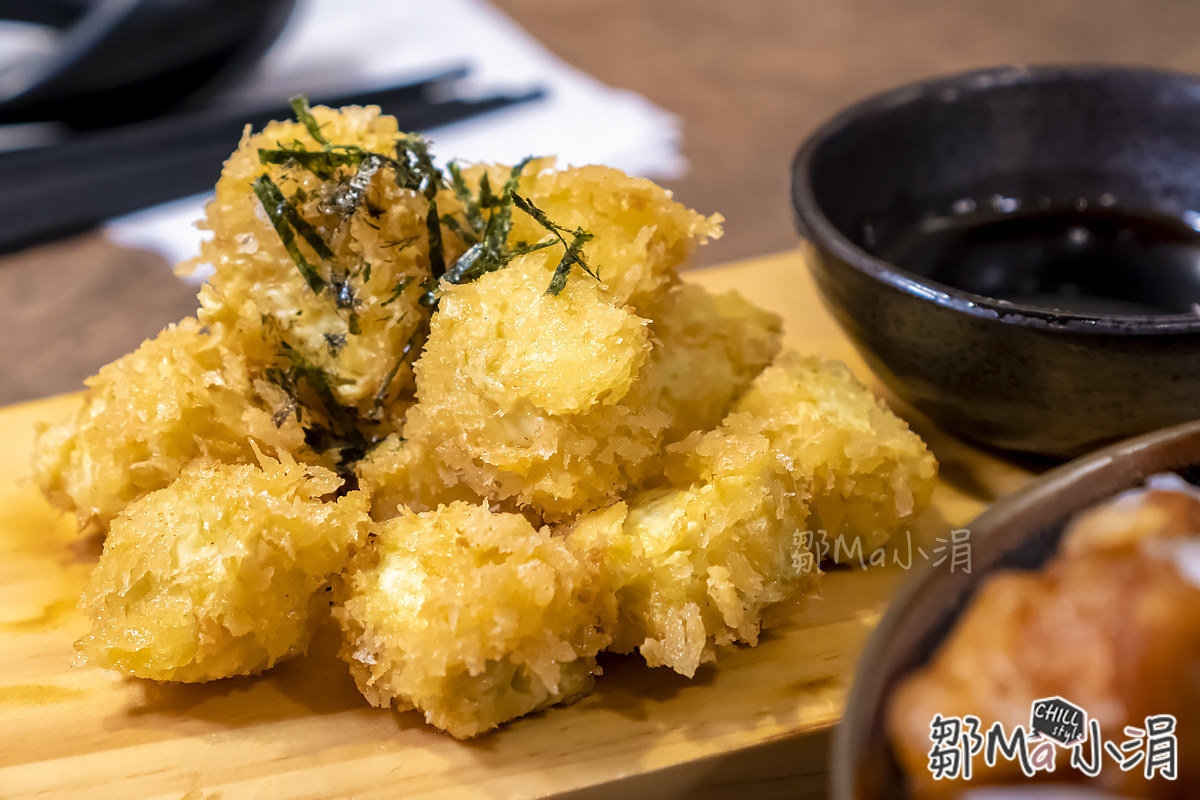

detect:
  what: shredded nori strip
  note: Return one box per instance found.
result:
[290,95,329,145]
[271,343,368,466]
[370,332,417,419]
[258,147,366,180]
[440,158,539,286]
[447,161,484,233]
[252,174,327,294]
[512,193,597,295]
[439,213,478,246]
[261,100,598,317]
[425,197,446,280]
[380,276,413,307]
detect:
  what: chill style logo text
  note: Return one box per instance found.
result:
[927,697,1177,782]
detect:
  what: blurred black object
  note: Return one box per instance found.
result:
[0,73,545,254]
[0,1,548,254]
[0,0,298,128]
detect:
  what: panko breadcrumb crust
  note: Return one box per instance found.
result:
[32,319,314,534]
[568,354,936,677]
[335,501,608,739]
[32,103,938,738]
[75,456,371,682]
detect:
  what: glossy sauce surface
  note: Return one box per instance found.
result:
[877,207,1200,315]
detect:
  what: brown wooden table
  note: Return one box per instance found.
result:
[3,0,1200,405]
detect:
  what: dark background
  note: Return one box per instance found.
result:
[5,0,1200,404]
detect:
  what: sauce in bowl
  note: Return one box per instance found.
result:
[876,205,1200,316]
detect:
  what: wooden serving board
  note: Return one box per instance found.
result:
[0,248,1035,800]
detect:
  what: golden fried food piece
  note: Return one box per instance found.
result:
[472,161,722,312]
[570,351,935,677]
[75,456,371,682]
[353,432,483,519]
[335,501,608,739]
[568,432,810,678]
[32,319,310,534]
[187,104,445,421]
[405,253,670,522]
[358,282,780,524]
[888,481,1200,799]
[645,283,783,443]
[1062,472,1200,557]
[672,352,937,560]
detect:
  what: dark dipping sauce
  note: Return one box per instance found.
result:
[876,206,1200,316]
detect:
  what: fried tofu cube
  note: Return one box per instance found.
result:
[405,253,669,521]
[485,162,722,312]
[568,432,811,678]
[570,351,936,677]
[32,319,311,534]
[673,352,937,560]
[645,283,783,443]
[335,501,608,739]
[188,105,442,420]
[75,457,371,682]
[353,432,485,520]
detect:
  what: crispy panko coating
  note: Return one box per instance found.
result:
[355,283,780,525]
[186,105,445,421]
[672,352,937,560]
[75,456,371,682]
[405,253,670,522]
[645,283,783,443]
[353,432,484,519]
[568,434,811,678]
[32,319,310,534]
[334,501,608,738]
[28,100,942,738]
[888,479,1200,799]
[477,162,722,311]
[570,351,936,677]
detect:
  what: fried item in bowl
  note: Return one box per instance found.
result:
[33,99,938,738]
[888,475,1200,799]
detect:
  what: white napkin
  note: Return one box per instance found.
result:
[104,0,685,273]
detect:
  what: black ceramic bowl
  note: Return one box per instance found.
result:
[831,418,1200,799]
[791,65,1200,460]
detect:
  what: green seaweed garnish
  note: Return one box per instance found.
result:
[290,95,329,145]
[259,102,598,313]
[258,147,366,180]
[440,158,541,286]
[380,276,413,307]
[252,174,326,294]
[511,193,597,295]
[270,342,367,466]
[370,330,417,419]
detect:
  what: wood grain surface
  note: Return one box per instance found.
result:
[4,1,1200,405]
[0,249,1034,800]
